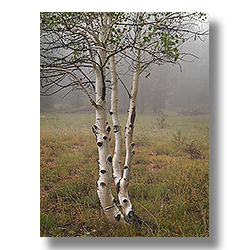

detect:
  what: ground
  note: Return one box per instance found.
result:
[40,111,209,237]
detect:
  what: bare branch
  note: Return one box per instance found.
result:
[117,74,132,98]
[40,67,98,109]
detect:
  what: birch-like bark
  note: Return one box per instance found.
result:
[108,42,123,189]
[93,13,124,224]
[118,14,142,218]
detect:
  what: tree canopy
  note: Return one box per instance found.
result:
[40,12,208,100]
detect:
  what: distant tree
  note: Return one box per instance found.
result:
[40,12,208,224]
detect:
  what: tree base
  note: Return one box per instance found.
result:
[126,211,143,225]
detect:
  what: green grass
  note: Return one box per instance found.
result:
[40,111,209,237]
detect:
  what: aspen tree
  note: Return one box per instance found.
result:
[40,12,208,224]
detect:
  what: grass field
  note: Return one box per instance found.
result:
[40,111,209,237]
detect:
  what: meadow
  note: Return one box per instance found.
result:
[40,111,209,237]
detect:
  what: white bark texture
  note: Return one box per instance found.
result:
[93,14,124,224]
[90,13,142,223]
[118,16,142,218]
[83,12,142,223]
[108,42,123,187]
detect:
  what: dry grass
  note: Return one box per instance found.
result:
[40,112,209,237]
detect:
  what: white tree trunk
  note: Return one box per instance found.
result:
[93,14,124,224]
[118,14,142,218]
[93,13,142,223]
[108,43,123,189]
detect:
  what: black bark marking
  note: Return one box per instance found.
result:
[130,106,136,125]
[115,214,121,221]
[114,125,119,133]
[100,170,106,174]
[106,126,111,133]
[92,125,98,140]
[128,210,134,218]
[124,166,129,169]
[103,135,107,140]
[116,180,120,194]
[107,155,112,163]
[105,205,115,211]
[100,182,106,187]
[97,141,103,147]
[123,199,128,203]
[102,86,106,100]
[100,68,106,101]
[109,111,113,115]
[92,126,96,134]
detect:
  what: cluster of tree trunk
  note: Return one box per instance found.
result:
[40,12,208,225]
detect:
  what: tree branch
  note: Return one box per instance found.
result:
[40,67,98,109]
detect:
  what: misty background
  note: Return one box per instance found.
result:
[40,37,209,115]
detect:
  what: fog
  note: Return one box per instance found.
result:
[41,36,209,115]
